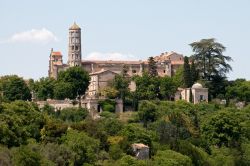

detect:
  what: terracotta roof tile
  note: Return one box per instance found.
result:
[52,51,62,56]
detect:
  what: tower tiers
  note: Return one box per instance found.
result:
[68,22,82,67]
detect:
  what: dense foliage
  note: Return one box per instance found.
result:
[0,75,31,101]
[0,39,249,165]
[0,99,249,165]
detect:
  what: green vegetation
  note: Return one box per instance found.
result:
[0,98,249,165]
[0,39,249,165]
[0,75,31,101]
[29,66,90,101]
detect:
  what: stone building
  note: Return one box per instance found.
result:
[175,83,208,104]
[131,143,149,160]
[48,22,184,98]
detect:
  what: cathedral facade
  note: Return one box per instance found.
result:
[48,23,184,98]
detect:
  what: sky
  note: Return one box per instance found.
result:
[0,0,249,80]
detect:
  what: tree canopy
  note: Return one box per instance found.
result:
[57,66,90,99]
[190,38,232,81]
[0,75,31,101]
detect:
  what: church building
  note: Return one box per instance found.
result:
[48,22,185,98]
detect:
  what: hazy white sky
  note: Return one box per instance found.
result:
[0,0,249,80]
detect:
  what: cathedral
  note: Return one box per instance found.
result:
[48,22,185,98]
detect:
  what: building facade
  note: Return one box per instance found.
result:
[48,23,185,98]
[175,83,208,104]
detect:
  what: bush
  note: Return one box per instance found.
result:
[56,107,88,122]
[152,150,192,166]
[99,99,116,113]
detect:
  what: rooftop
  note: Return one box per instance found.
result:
[51,51,62,56]
[69,22,81,30]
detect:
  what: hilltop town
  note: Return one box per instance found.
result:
[0,22,249,165]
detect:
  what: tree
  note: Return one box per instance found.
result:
[159,76,177,100]
[0,145,12,166]
[0,75,31,101]
[12,145,42,166]
[183,56,192,88]
[148,57,158,77]
[133,72,160,100]
[226,79,250,102]
[40,143,74,165]
[138,101,158,127]
[190,38,232,81]
[173,66,184,87]
[112,74,130,102]
[53,81,73,100]
[100,86,119,99]
[121,123,153,154]
[201,110,241,147]
[57,66,90,100]
[0,101,45,147]
[33,77,55,100]
[190,59,199,84]
[56,107,88,122]
[152,150,192,166]
[63,129,100,165]
[116,155,146,166]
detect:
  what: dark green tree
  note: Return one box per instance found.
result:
[226,79,250,102]
[138,100,158,127]
[57,66,90,100]
[0,75,31,101]
[190,38,232,81]
[112,74,130,103]
[190,59,199,84]
[148,57,158,77]
[63,129,100,165]
[152,150,192,166]
[183,56,192,88]
[33,77,55,100]
[53,81,73,100]
[133,72,160,100]
[159,76,177,100]
[201,110,241,147]
[12,145,42,166]
[0,101,45,147]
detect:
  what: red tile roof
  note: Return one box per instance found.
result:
[52,51,62,56]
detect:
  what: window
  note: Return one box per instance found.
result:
[75,46,78,50]
[163,70,166,73]
[72,46,74,50]
[132,70,136,73]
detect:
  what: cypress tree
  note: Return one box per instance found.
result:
[189,88,193,103]
[183,56,192,87]
[190,60,198,85]
[148,57,158,77]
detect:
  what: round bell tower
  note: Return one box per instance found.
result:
[68,22,82,67]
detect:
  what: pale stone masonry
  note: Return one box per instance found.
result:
[175,83,208,104]
[45,22,208,112]
[48,22,184,98]
[68,22,82,67]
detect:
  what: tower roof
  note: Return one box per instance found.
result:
[69,22,81,30]
[51,51,62,57]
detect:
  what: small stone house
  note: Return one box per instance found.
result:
[131,143,149,160]
[175,83,208,104]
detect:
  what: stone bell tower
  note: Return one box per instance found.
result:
[68,22,82,67]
